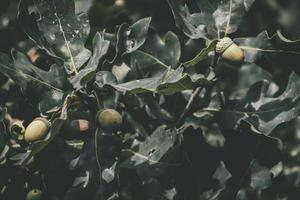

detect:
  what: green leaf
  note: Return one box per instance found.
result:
[167,0,217,39]
[235,31,274,63]
[213,0,256,35]
[128,30,181,78]
[235,31,300,65]
[233,63,273,97]
[195,0,219,14]
[122,17,152,55]
[200,161,232,200]
[94,71,118,89]
[70,32,110,90]
[112,66,211,95]
[167,0,255,39]
[0,50,67,114]
[250,160,272,190]
[19,0,91,74]
[183,40,218,67]
[204,73,300,135]
[104,17,151,63]
[120,126,181,179]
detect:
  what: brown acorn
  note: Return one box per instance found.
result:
[25,189,42,200]
[216,37,244,63]
[24,117,50,142]
[97,109,122,131]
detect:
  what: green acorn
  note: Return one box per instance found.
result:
[97,109,122,131]
[25,189,42,200]
[216,37,244,63]
[24,118,50,142]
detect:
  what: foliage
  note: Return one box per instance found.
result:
[0,0,300,199]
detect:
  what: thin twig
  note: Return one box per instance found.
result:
[93,90,102,110]
[176,87,203,125]
[94,128,104,199]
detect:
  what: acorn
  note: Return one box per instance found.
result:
[97,109,122,131]
[24,118,50,142]
[25,189,42,200]
[216,37,244,63]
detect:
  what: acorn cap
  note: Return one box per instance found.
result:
[215,37,234,55]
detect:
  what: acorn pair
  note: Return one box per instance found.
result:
[23,109,122,142]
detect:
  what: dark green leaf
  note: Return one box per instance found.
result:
[205,73,300,135]
[70,32,110,90]
[213,0,256,35]
[122,17,152,55]
[19,0,91,73]
[94,71,118,90]
[120,126,181,179]
[235,31,273,63]
[250,160,272,190]
[167,0,217,39]
[104,17,151,64]
[128,30,181,78]
[233,63,273,97]
[200,161,232,200]
[195,0,219,14]
[120,126,177,168]
[0,50,67,114]
[112,66,211,95]
[184,40,218,67]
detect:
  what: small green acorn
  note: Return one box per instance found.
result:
[25,189,42,200]
[97,109,122,131]
[216,37,244,63]
[24,117,50,142]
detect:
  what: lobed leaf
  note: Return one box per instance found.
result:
[19,0,91,74]
[204,73,300,135]
[0,50,68,114]
[112,66,211,95]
